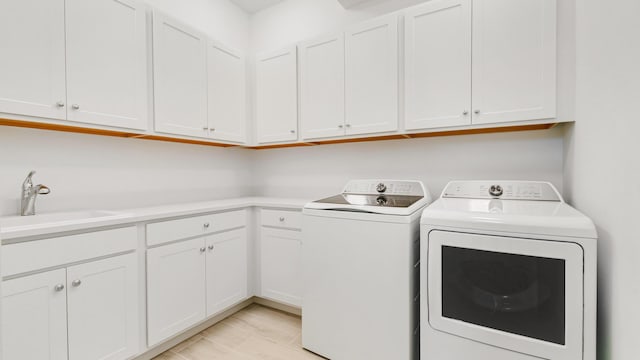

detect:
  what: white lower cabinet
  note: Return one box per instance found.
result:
[2,269,68,360]
[66,253,139,360]
[147,220,248,346]
[260,227,302,307]
[147,238,207,346]
[1,253,138,360]
[206,228,248,316]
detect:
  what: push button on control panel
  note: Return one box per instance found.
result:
[376,183,387,193]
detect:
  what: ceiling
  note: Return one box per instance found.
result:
[337,0,372,8]
[230,0,285,13]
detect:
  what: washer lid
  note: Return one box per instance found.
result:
[422,181,597,239]
[304,179,432,216]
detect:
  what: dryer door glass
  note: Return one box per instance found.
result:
[441,246,566,345]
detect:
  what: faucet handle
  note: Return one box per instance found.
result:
[36,185,51,195]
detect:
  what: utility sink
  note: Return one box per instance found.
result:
[0,210,131,230]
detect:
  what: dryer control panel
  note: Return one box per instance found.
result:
[442,181,562,201]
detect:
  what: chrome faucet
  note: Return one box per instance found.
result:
[21,170,51,216]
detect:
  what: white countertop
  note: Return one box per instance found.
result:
[0,197,310,242]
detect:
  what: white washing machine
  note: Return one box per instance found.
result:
[420,181,597,360]
[303,180,433,360]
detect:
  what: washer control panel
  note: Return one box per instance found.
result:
[343,180,425,196]
[442,181,562,201]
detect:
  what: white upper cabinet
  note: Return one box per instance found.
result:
[66,253,139,360]
[300,34,346,140]
[65,0,148,130]
[206,228,248,317]
[405,0,472,130]
[2,269,68,360]
[471,0,556,124]
[0,0,66,120]
[153,11,208,138]
[345,14,399,136]
[207,41,247,144]
[256,46,298,144]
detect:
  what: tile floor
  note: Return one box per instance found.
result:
[154,304,325,360]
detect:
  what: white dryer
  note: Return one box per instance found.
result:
[420,181,597,360]
[303,180,433,360]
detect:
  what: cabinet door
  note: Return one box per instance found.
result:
[345,15,399,136]
[153,11,208,138]
[207,41,247,144]
[65,0,147,130]
[0,0,66,120]
[256,47,298,144]
[2,269,68,360]
[147,238,206,346]
[405,0,472,130]
[206,228,248,316]
[66,253,139,360]
[300,34,345,140]
[260,228,302,307]
[472,0,556,124]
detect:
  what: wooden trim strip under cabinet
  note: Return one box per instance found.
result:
[0,118,234,148]
[249,123,557,149]
[0,117,556,150]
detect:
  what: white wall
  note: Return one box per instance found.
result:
[564,0,640,358]
[253,127,565,200]
[0,126,253,216]
[146,0,250,51]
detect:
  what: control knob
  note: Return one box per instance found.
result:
[489,185,503,197]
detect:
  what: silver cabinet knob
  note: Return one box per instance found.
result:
[345,124,351,128]
[56,101,65,108]
[279,217,285,222]
[338,124,344,129]
[71,104,80,110]
[463,110,469,115]
[71,280,82,287]
[210,128,215,132]
[200,247,206,253]
[203,127,209,131]
[290,130,296,134]
[204,222,210,229]
[54,284,65,292]
[208,245,214,251]
[474,110,480,114]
